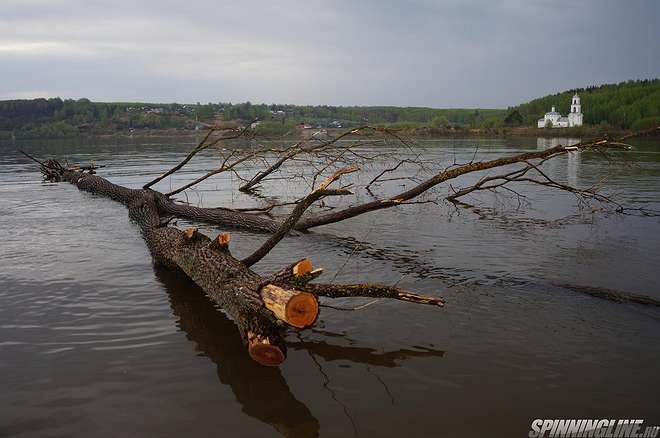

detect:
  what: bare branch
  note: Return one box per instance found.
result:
[166,148,263,196]
[365,159,411,190]
[238,126,410,193]
[305,283,445,307]
[294,135,636,230]
[143,125,253,190]
[143,128,216,189]
[241,166,358,267]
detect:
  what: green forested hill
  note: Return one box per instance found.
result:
[0,98,193,138]
[508,79,660,129]
[1,79,658,138]
[217,103,505,128]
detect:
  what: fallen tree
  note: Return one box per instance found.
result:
[25,126,657,365]
[28,150,443,366]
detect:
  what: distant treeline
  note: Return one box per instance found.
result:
[506,79,660,130]
[0,98,192,138]
[1,78,658,138]
[222,102,506,129]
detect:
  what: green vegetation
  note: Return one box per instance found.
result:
[506,79,660,130]
[223,103,506,128]
[0,98,191,138]
[1,79,657,138]
[254,120,297,136]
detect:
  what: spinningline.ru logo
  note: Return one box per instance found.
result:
[529,419,659,438]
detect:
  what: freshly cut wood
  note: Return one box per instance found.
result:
[209,232,231,252]
[260,284,319,329]
[292,259,313,276]
[264,259,324,288]
[247,331,286,367]
[218,232,231,245]
[183,227,198,239]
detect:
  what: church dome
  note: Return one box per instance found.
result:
[545,105,560,116]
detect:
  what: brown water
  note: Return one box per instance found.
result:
[1,136,659,437]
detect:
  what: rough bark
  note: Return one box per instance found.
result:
[157,198,281,233]
[33,158,443,366]
[53,167,288,365]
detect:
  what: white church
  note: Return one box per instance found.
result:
[537,93,584,128]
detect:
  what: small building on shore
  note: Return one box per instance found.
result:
[538,93,583,128]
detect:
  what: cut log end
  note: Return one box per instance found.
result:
[183,227,198,239]
[285,292,319,328]
[209,232,231,253]
[292,259,313,276]
[248,333,285,366]
[218,232,231,245]
[260,284,319,329]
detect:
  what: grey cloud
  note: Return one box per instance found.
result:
[0,0,658,106]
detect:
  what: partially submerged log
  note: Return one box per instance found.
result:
[29,155,444,366]
[559,284,660,307]
[27,127,651,365]
[160,266,320,437]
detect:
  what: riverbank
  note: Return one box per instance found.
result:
[1,125,643,142]
[382,125,630,138]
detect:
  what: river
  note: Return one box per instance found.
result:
[1,135,659,437]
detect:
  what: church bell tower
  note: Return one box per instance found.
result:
[571,94,581,114]
[568,93,583,127]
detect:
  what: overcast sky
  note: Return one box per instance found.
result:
[1,0,658,108]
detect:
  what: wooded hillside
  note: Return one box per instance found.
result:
[1,79,658,138]
[507,79,660,130]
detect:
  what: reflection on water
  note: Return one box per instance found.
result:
[536,137,581,150]
[1,135,660,437]
[567,148,580,188]
[157,265,446,437]
[157,267,320,438]
[537,137,582,189]
[289,341,444,367]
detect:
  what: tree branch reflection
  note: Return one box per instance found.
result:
[155,266,319,438]
[154,266,445,438]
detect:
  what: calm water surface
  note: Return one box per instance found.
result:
[1,136,659,437]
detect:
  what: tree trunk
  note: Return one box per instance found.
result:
[60,168,290,365]
[23,127,653,365]
[35,161,443,366]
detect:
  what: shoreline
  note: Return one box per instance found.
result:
[1,125,646,142]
